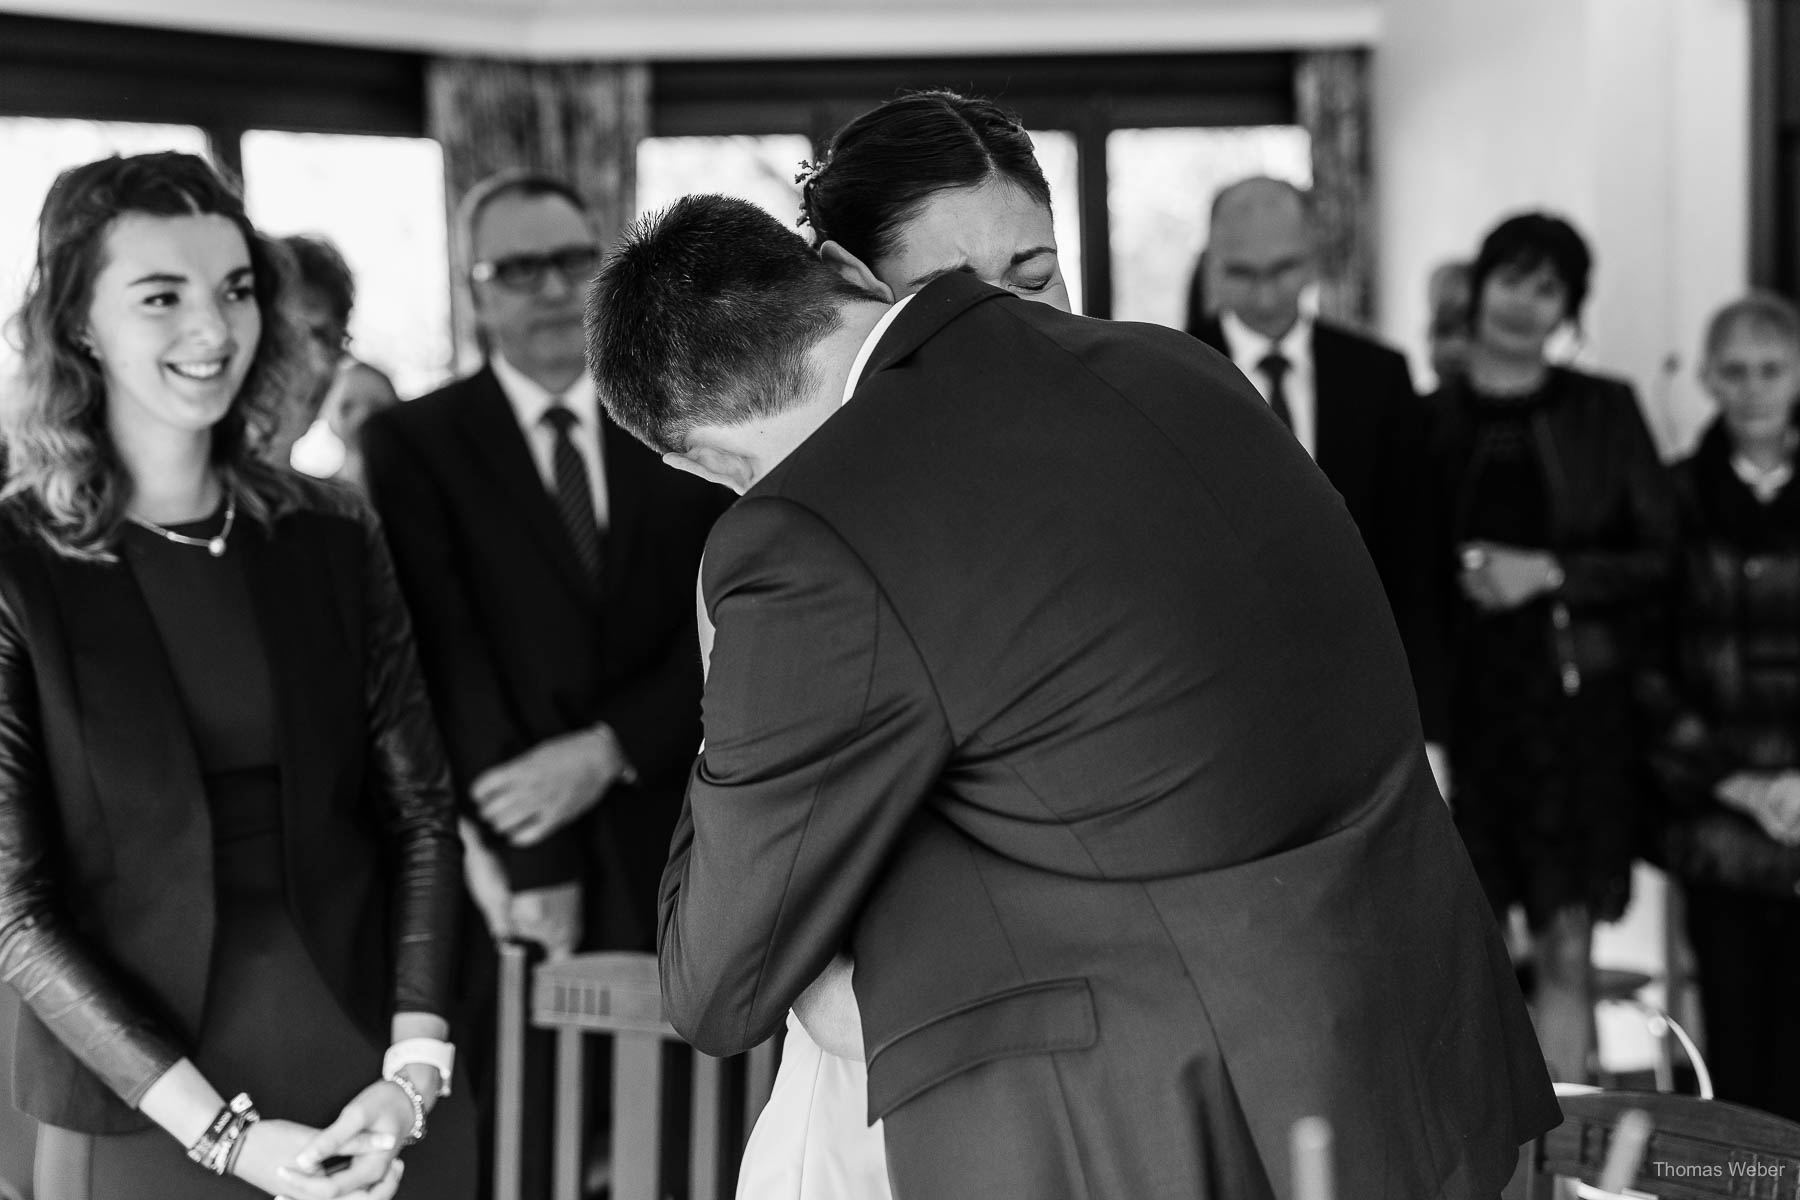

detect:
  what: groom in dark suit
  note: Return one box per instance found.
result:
[591,195,1557,1200]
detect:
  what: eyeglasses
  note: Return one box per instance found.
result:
[471,246,603,293]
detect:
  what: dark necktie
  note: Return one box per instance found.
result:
[1258,352,1294,430]
[541,404,605,584]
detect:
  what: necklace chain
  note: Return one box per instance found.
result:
[129,490,237,557]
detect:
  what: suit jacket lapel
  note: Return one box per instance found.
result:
[42,551,214,1023]
[452,367,597,604]
[1309,325,1358,480]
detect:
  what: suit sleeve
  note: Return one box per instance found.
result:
[1558,383,1679,609]
[658,497,954,1058]
[361,413,583,889]
[594,488,731,784]
[0,578,184,1107]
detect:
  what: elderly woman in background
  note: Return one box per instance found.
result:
[1428,212,1679,1084]
[1648,292,1800,1119]
[0,152,471,1199]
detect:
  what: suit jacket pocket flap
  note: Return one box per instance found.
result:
[864,977,1096,1121]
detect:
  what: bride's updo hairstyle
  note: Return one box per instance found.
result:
[799,90,1053,269]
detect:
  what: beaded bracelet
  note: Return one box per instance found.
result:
[386,1072,428,1146]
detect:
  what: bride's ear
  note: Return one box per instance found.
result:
[818,240,895,304]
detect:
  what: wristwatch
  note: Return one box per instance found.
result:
[382,1037,456,1098]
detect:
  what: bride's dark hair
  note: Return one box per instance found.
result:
[800,90,1052,268]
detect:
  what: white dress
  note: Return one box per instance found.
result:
[734,1015,893,1200]
[698,573,894,1199]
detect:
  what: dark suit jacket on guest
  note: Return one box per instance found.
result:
[362,367,728,951]
[0,481,460,1133]
[662,276,1556,1200]
[1191,316,1447,740]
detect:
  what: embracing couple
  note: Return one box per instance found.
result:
[587,93,1558,1200]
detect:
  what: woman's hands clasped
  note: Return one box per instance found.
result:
[243,1077,425,1199]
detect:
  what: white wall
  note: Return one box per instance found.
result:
[1374,0,1749,455]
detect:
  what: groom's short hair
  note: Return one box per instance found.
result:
[587,193,873,455]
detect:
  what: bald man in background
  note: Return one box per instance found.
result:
[1188,177,1447,781]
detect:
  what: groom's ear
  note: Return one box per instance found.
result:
[818,240,895,304]
[661,447,751,495]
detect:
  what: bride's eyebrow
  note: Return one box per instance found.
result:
[906,245,1056,290]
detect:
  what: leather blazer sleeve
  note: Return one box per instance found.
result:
[1557,381,1680,609]
[0,573,185,1108]
[355,502,463,1018]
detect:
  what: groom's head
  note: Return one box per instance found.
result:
[587,193,885,493]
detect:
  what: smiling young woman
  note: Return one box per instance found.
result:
[0,153,473,1200]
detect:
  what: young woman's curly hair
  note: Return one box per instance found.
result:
[3,151,305,560]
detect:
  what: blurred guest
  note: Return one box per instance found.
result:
[1190,177,1446,772]
[1427,259,1474,388]
[0,151,470,1198]
[292,358,402,488]
[1429,212,1678,1083]
[270,233,354,468]
[1181,246,1214,330]
[361,170,729,1195]
[1647,292,1800,1119]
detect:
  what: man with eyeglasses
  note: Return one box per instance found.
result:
[362,170,730,1196]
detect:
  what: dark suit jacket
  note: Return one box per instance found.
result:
[661,277,1556,1199]
[0,480,460,1132]
[1192,316,1447,741]
[362,367,728,951]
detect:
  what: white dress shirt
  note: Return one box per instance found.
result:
[1219,310,1318,461]
[491,352,610,527]
[841,294,916,408]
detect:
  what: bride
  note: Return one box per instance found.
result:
[692,89,1076,1200]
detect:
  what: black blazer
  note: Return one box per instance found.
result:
[662,277,1556,1199]
[0,480,460,1133]
[1191,316,1446,739]
[361,367,728,949]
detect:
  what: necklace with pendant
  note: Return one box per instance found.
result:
[129,489,237,557]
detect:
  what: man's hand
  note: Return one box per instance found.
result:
[459,819,513,941]
[509,881,583,959]
[473,725,632,847]
[1459,541,1562,612]
[792,954,863,1061]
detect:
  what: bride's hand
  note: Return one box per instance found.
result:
[793,954,863,1061]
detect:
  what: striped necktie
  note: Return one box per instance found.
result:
[540,403,605,584]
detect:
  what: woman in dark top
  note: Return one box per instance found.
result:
[0,153,469,1198]
[1430,213,1679,1083]
[1647,293,1800,1118]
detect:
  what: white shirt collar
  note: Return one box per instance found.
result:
[490,352,601,433]
[1733,452,1795,504]
[841,293,917,408]
[1219,309,1313,371]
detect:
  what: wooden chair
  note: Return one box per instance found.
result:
[494,945,778,1200]
[1528,1089,1800,1199]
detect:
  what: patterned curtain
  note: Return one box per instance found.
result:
[1296,49,1373,327]
[426,57,649,369]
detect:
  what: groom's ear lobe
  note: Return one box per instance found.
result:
[818,240,896,304]
[661,448,751,496]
